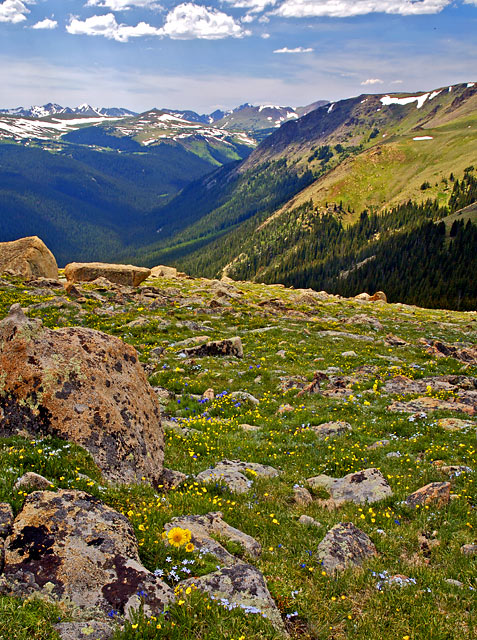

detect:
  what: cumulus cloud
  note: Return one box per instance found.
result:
[222,0,276,13]
[85,0,162,10]
[273,46,313,53]
[0,0,30,23]
[32,18,58,30]
[361,78,383,85]
[158,3,249,39]
[274,0,452,18]
[66,13,161,42]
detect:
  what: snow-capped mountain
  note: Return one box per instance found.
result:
[0,103,137,118]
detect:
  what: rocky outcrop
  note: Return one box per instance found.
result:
[64,262,150,287]
[406,482,451,508]
[182,337,243,359]
[0,236,58,280]
[0,304,164,484]
[307,468,392,506]
[1,490,173,616]
[196,459,279,494]
[316,522,377,573]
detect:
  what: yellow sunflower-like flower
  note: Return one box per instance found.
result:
[167,527,192,547]
[185,542,195,552]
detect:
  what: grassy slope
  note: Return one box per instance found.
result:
[0,275,475,640]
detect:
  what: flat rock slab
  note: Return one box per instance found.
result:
[308,468,392,506]
[182,337,243,359]
[406,482,451,508]
[181,563,285,632]
[2,490,173,616]
[0,236,58,280]
[316,522,377,574]
[438,418,475,431]
[0,304,164,484]
[310,421,352,439]
[387,396,475,416]
[315,331,374,342]
[55,621,114,640]
[64,262,150,287]
[196,460,279,494]
[164,511,261,564]
[423,339,477,365]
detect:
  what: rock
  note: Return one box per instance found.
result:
[386,452,401,458]
[310,421,352,439]
[293,486,313,506]
[2,490,173,615]
[422,339,477,365]
[0,236,58,280]
[355,292,371,301]
[229,391,259,405]
[460,544,477,556]
[196,460,279,494]
[277,404,294,415]
[0,304,164,485]
[388,396,475,416]
[55,621,114,640]
[369,291,387,302]
[239,423,260,432]
[64,262,151,287]
[438,465,472,477]
[346,314,383,331]
[341,351,358,357]
[315,522,377,574]
[164,511,261,563]
[307,468,392,506]
[13,472,53,492]
[202,388,215,401]
[385,334,408,346]
[315,330,374,342]
[298,515,321,527]
[406,482,451,508]
[444,579,463,588]
[367,439,390,450]
[158,468,187,489]
[181,563,285,632]
[0,504,14,538]
[438,418,474,431]
[150,265,179,278]
[182,337,243,359]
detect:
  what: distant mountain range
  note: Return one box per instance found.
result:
[0,103,137,118]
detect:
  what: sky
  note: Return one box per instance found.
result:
[0,0,476,112]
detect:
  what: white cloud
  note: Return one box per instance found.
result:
[66,13,161,42]
[158,3,249,39]
[463,0,477,4]
[273,46,313,53]
[86,0,162,10]
[0,0,30,23]
[261,32,270,38]
[274,0,452,18]
[391,79,403,84]
[222,0,276,12]
[361,78,383,85]
[32,18,58,30]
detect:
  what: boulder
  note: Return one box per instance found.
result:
[150,265,178,278]
[13,472,53,493]
[55,621,114,640]
[316,522,377,574]
[405,482,451,508]
[461,544,477,556]
[1,490,173,616]
[293,486,313,506]
[298,515,321,527]
[310,421,352,439]
[158,468,187,490]
[354,292,371,301]
[0,236,58,280]
[307,468,392,506]
[369,291,387,302]
[388,396,475,416]
[0,304,164,484]
[196,460,279,494]
[438,418,475,431]
[0,503,14,538]
[64,262,150,287]
[182,337,243,359]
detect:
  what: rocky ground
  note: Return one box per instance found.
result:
[0,270,475,640]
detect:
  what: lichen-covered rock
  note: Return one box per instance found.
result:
[307,468,392,506]
[310,421,352,439]
[0,503,14,538]
[388,396,475,416]
[164,511,261,564]
[64,262,150,287]
[369,291,387,302]
[293,486,313,506]
[438,418,475,431]
[196,459,279,494]
[298,515,321,527]
[55,621,114,640]
[2,490,173,615]
[406,482,451,508]
[158,468,187,490]
[0,236,58,280]
[182,337,243,358]
[315,522,377,573]
[0,304,164,484]
[181,563,285,632]
[13,472,53,493]
[461,544,477,556]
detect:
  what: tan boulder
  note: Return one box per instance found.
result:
[0,236,58,280]
[64,262,150,287]
[406,482,451,508]
[150,265,178,278]
[0,304,164,485]
[370,291,387,302]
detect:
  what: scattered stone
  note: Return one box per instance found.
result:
[196,460,279,494]
[355,292,371,301]
[0,236,58,280]
[421,339,477,365]
[438,418,474,431]
[230,391,259,405]
[55,621,114,640]
[0,503,14,538]
[310,421,352,439]
[150,265,180,278]
[445,579,463,588]
[460,544,477,556]
[346,314,383,331]
[0,304,164,485]
[181,563,285,632]
[406,482,451,508]
[388,396,475,416]
[315,330,374,342]
[158,468,187,489]
[1,490,173,615]
[64,282,82,297]
[164,511,261,562]
[386,451,401,458]
[438,465,472,477]
[369,291,387,302]
[202,388,215,401]
[315,522,377,573]
[13,472,53,493]
[385,334,408,346]
[341,351,358,357]
[239,423,260,432]
[182,337,243,359]
[64,262,151,287]
[277,404,294,414]
[308,468,392,506]
[295,371,329,397]
[298,515,321,527]
[367,439,390,450]
[293,486,313,506]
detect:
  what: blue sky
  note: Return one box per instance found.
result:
[0,0,476,112]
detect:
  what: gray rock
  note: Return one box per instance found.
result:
[445,579,463,588]
[316,330,373,342]
[367,439,390,450]
[298,515,321,527]
[1,489,173,616]
[55,621,114,640]
[0,503,13,538]
[405,482,451,508]
[293,486,313,506]
[386,452,401,458]
[307,468,392,506]
[158,468,187,489]
[196,459,279,494]
[230,391,259,405]
[181,563,285,632]
[316,522,377,573]
[239,423,260,432]
[182,337,243,359]
[13,472,53,493]
[461,544,477,556]
[310,421,352,439]
[341,351,358,357]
